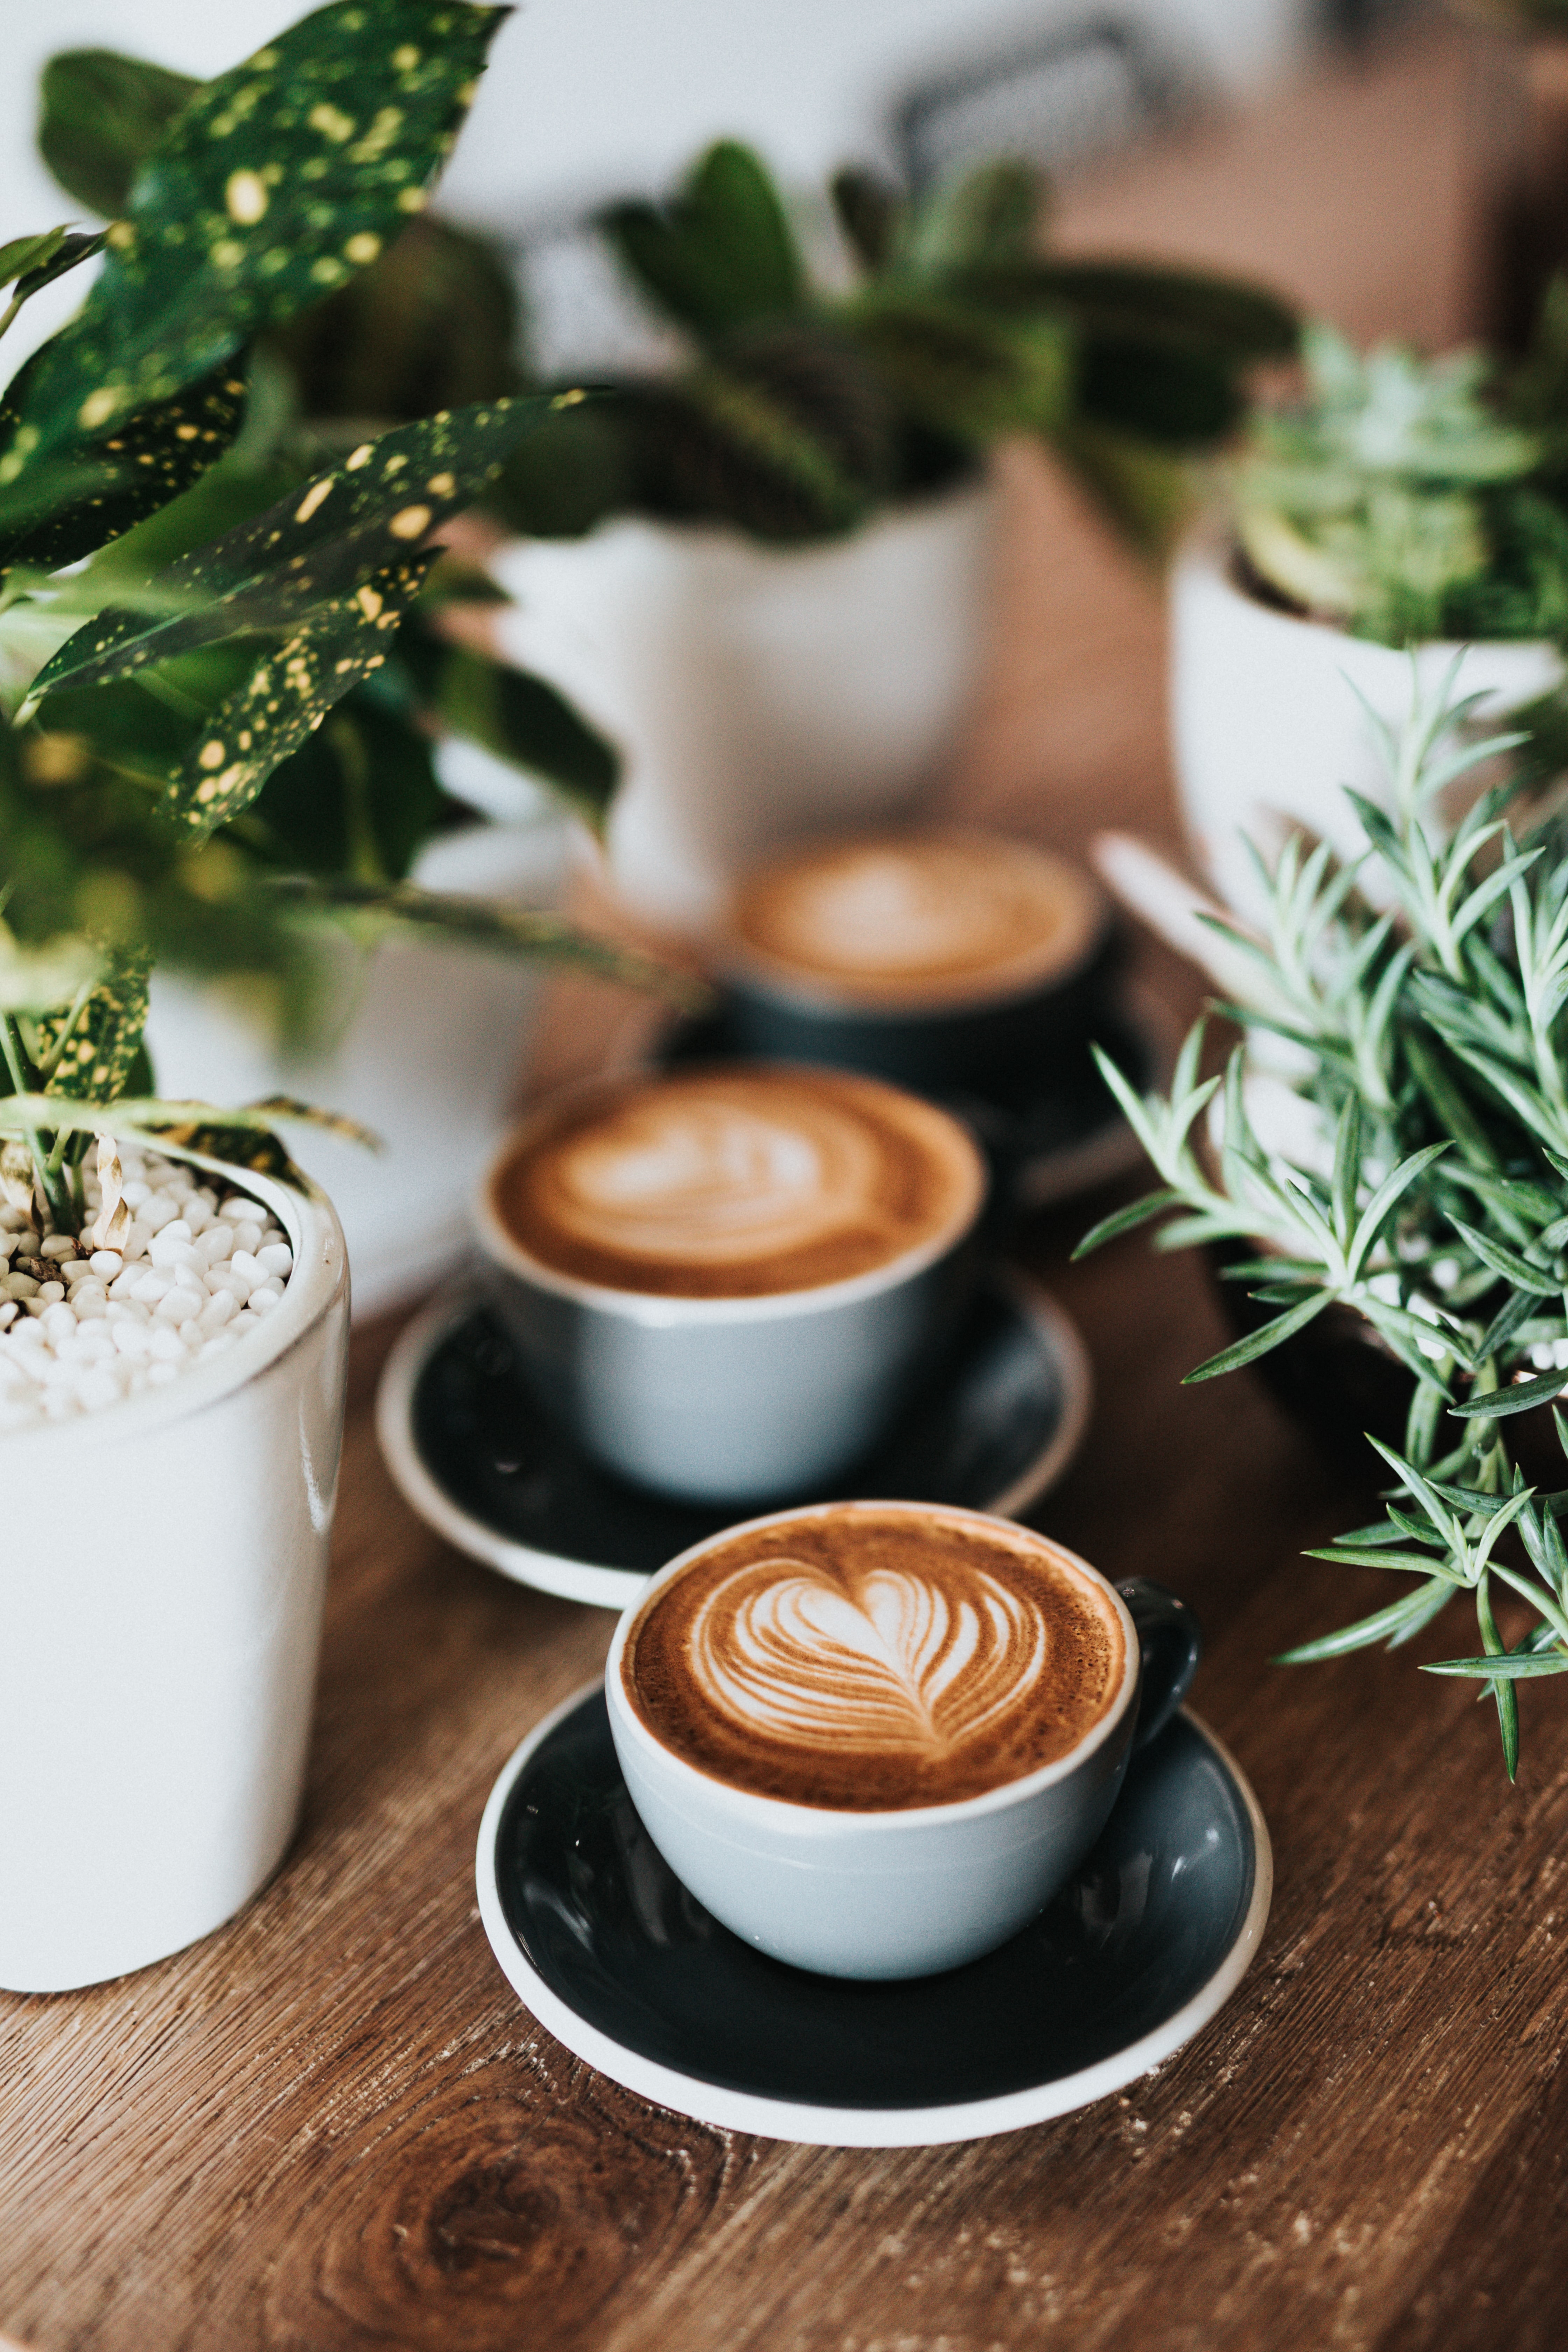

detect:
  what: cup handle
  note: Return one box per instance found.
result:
[1116,1578,1202,1751]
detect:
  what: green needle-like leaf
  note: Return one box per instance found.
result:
[1450,1369,1568,1419]
[1275,1576,1454,1662]
[1421,1650,1568,1679]
[1181,1288,1333,1382]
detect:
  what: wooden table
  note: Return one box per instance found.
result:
[6,28,1566,2352]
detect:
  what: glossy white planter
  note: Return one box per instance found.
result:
[1170,531,1563,923]
[146,815,568,1318]
[0,1171,349,1993]
[489,478,998,929]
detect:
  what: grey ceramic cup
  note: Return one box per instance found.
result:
[605,1505,1202,1979]
[472,1085,988,1506]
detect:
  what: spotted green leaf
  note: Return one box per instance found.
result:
[0,360,246,574]
[36,943,152,1100]
[25,396,553,706]
[0,2,509,529]
[164,553,436,840]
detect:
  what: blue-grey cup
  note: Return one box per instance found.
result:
[606,1506,1202,1979]
[473,1078,988,1506]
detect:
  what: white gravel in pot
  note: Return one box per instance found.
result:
[0,1148,294,1433]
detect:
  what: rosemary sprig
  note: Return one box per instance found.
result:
[1081,667,1568,1773]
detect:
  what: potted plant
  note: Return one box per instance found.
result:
[449,140,1297,924]
[1171,317,1568,923]
[1084,670,1568,1780]
[0,0,682,1994]
[26,32,647,1310]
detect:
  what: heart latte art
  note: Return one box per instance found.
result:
[625,1507,1127,1808]
[491,1067,984,1298]
[689,1557,1050,1759]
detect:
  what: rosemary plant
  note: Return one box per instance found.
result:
[1080,668,1568,1773]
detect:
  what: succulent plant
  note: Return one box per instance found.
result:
[492,140,1299,555]
[1233,314,1568,645]
[0,0,685,1236]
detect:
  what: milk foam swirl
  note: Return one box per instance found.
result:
[544,1096,881,1268]
[730,832,1103,1007]
[687,1554,1052,1761]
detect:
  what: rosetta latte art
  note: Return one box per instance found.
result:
[688,1555,1052,1760]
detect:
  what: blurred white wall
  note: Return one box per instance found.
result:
[0,0,1317,367]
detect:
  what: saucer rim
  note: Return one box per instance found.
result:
[376,1268,1093,1612]
[473,1680,1274,2150]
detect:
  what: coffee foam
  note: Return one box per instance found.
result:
[623,1507,1127,1808]
[726,831,1105,1011]
[491,1066,984,1300]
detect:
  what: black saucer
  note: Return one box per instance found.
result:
[475,1685,1273,2147]
[377,1270,1091,1611]
[657,986,1168,1211]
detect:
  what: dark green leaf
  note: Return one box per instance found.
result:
[600,141,805,340]
[38,50,200,217]
[26,396,552,702]
[14,230,108,305]
[422,640,619,834]
[967,259,1298,359]
[0,227,76,290]
[2,3,510,524]
[1076,331,1242,447]
[0,360,246,575]
[830,168,904,272]
[848,294,1070,442]
[162,554,436,841]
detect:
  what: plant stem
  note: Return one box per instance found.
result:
[0,1014,77,1233]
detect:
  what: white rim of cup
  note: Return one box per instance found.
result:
[472,1067,989,1326]
[603,1500,1142,1833]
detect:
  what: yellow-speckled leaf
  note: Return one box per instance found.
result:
[163,554,435,840]
[0,360,246,574]
[0,2,509,532]
[26,394,551,704]
[37,942,153,1101]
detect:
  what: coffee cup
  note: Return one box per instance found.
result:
[606,1500,1201,1979]
[715,828,1118,1098]
[474,1066,988,1505]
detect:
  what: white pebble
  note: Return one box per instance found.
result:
[230,1223,264,1256]
[38,1235,77,1261]
[257,1243,293,1278]
[140,1194,178,1233]
[247,1282,284,1314]
[112,1322,151,1360]
[90,1250,123,1279]
[147,1324,189,1362]
[36,1281,65,1304]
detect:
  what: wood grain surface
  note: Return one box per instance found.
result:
[5,26,1566,2352]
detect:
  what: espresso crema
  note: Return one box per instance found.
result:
[623,1505,1128,1808]
[726,830,1106,1011]
[490,1067,985,1299]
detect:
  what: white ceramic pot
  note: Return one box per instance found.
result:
[0,1169,348,1993]
[1170,530,1563,924]
[488,478,999,930]
[146,814,568,1319]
